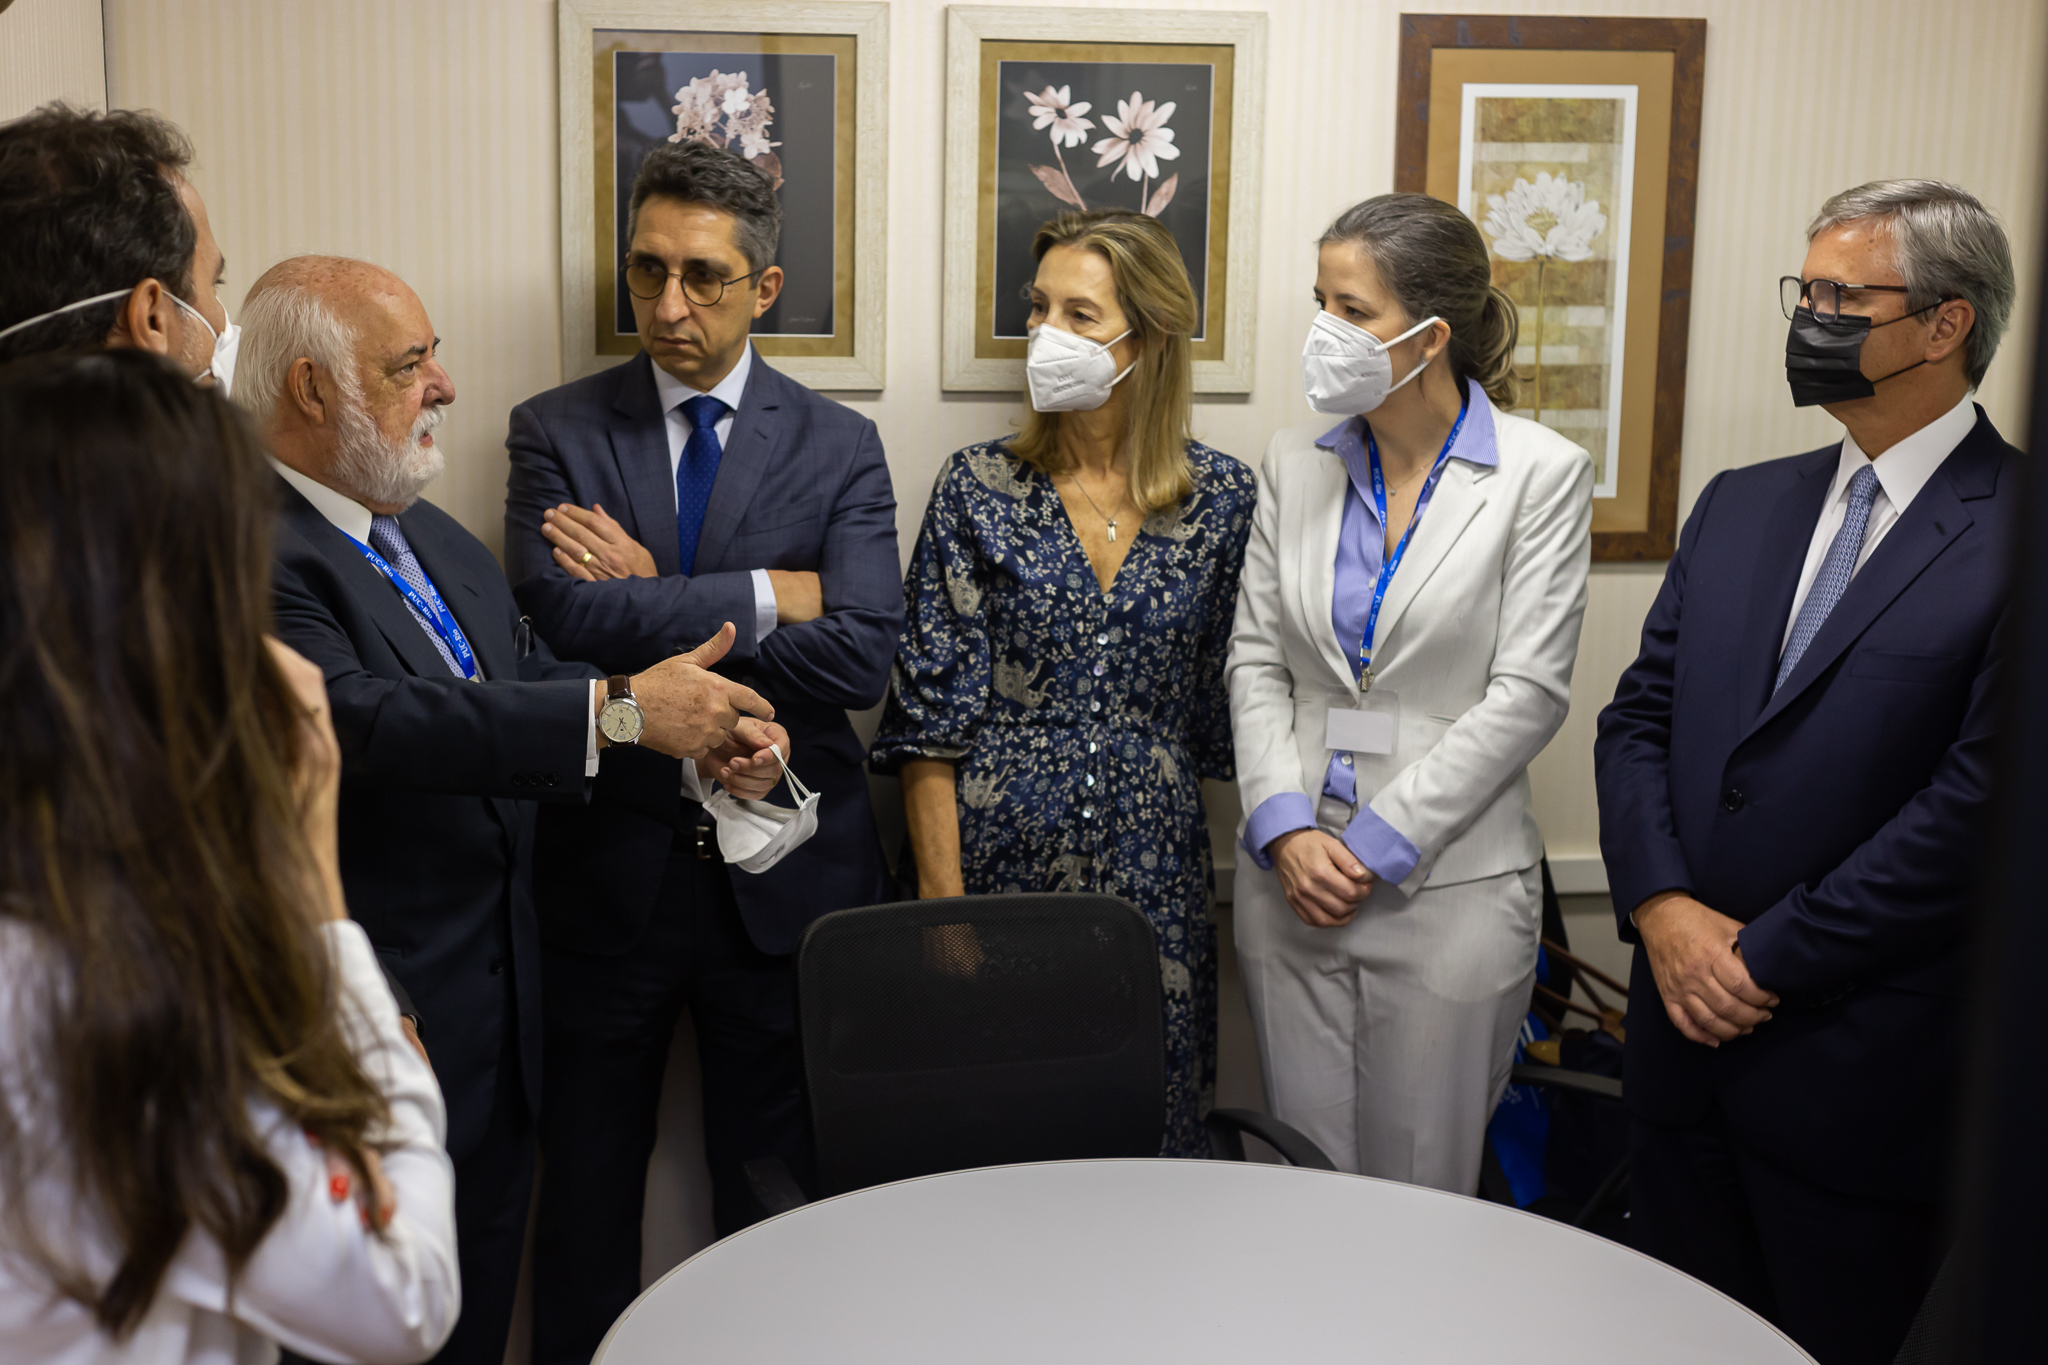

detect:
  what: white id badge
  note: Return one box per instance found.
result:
[1324,690,1399,756]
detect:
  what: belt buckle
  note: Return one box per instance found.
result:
[695,822,719,862]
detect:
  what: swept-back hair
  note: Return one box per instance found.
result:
[0,103,197,363]
[1010,210,1198,515]
[0,352,384,1336]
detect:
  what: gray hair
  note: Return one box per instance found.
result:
[628,140,781,274]
[1808,180,2014,387]
[234,277,362,429]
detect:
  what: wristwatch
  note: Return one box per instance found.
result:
[597,674,645,745]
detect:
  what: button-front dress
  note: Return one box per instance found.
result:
[870,439,1256,1156]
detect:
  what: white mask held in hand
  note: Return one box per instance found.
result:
[704,745,820,873]
[1025,324,1134,412]
[1301,310,1442,415]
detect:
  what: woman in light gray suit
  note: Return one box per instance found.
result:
[1227,195,1592,1191]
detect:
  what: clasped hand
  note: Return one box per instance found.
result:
[610,623,776,760]
[1633,891,1778,1047]
[1269,829,1374,928]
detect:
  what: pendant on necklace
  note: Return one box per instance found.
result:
[1107,519,1118,543]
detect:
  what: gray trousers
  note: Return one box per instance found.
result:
[1234,804,1539,1192]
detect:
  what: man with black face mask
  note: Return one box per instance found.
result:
[1594,180,2018,1365]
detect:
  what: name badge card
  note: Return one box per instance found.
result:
[1325,690,1399,756]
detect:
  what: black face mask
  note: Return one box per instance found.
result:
[1784,306,1934,408]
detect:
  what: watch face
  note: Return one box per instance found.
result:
[599,699,644,744]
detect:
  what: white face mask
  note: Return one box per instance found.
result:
[1025,324,1135,412]
[1301,310,1443,415]
[0,286,239,394]
[703,745,820,874]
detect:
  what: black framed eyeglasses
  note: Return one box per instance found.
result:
[1779,275,1916,324]
[622,258,764,306]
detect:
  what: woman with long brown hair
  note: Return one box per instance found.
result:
[0,352,458,1361]
[871,210,1256,1156]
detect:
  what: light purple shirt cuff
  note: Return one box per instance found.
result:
[1242,792,1317,870]
[750,568,778,641]
[1342,805,1420,885]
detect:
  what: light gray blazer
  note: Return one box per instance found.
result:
[1227,397,1593,895]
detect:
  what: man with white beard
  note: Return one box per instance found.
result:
[240,255,789,1365]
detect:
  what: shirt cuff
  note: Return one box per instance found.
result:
[751,568,778,641]
[1241,792,1317,870]
[585,681,601,777]
[1342,805,1421,885]
[680,757,707,803]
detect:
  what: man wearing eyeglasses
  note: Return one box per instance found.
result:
[502,139,902,1365]
[1595,180,2019,1364]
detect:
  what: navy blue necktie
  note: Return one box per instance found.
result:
[676,394,728,575]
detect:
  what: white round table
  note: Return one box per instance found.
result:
[597,1159,1814,1364]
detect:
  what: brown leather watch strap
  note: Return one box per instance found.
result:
[608,674,632,700]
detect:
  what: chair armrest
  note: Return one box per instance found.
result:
[743,1156,810,1217]
[1204,1108,1338,1170]
[1510,1063,1624,1101]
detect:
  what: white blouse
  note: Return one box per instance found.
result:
[0,919,460,1365]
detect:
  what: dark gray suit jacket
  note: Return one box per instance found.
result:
[271,483,601,1160]
[504,349,902,954]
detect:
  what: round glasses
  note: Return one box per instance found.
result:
[622,259,764,306]
[1779,275,1916,324]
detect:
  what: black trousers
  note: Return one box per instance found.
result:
[531,843,814,1365]
[1629,1107,1942,1365]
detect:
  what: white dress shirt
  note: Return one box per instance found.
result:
[0,919,459,1364]
[650,345,779,643]
[1780,393,1977,654]
[270,459,602,775]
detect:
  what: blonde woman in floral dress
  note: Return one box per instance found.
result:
[871,211,1254,1157]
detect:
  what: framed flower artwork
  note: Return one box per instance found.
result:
[942,7,1267,393]
[1396,15,1707,561]
[557,0,888,389]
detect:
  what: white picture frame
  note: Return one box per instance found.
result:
[557,0,888,390]
[942,5,1266,393]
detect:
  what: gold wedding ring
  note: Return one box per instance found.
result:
[580,551,594,565]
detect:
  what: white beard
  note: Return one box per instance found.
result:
[333,395,446,509]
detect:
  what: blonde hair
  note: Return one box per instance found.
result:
[1010,211,1197,515]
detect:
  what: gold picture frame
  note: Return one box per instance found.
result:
[943,6,1266,393]
[558,0,888,390]
[1397,15,1706,561]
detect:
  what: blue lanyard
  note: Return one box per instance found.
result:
[347,537,480,681]
[1357,400,1468,687]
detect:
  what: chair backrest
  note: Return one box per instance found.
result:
[796,893,1166,1196]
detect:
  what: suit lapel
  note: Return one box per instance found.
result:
[280,483,454,681]
[402,513,511,681]
[608,353,683,577]
[1734,449,1837,725]
[1746,443,1983,737]
[1295,445,1355,688]
[692,351,782,574]
[1372,459,1492,651]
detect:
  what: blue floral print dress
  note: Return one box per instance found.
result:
[870,438,1256,1157]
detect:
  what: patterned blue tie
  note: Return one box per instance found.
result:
[1775,464,1881,693]
[368,514,468,678]
[676,393,728,575]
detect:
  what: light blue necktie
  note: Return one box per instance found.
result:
[1775,464,1881,693]
[368,514,467,678]
[676,394,728,575]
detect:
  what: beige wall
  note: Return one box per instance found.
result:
[0,0,105,119]
[103,0,2044,889]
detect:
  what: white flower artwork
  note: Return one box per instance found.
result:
[1480,171,1607,425]
[669,69,784,190]
[1020,85,1180,218]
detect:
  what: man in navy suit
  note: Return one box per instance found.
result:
[1596,181,2019,1365]
[502,141,902,1364]
[244,256,784,1365]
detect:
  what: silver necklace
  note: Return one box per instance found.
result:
[1066,470,1132,543]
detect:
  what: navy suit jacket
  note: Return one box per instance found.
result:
[504,350,902,955]
[271,482,601,1161]
[1594,408,2017,1200]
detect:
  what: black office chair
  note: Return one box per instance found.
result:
[746,893,1333,1215]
